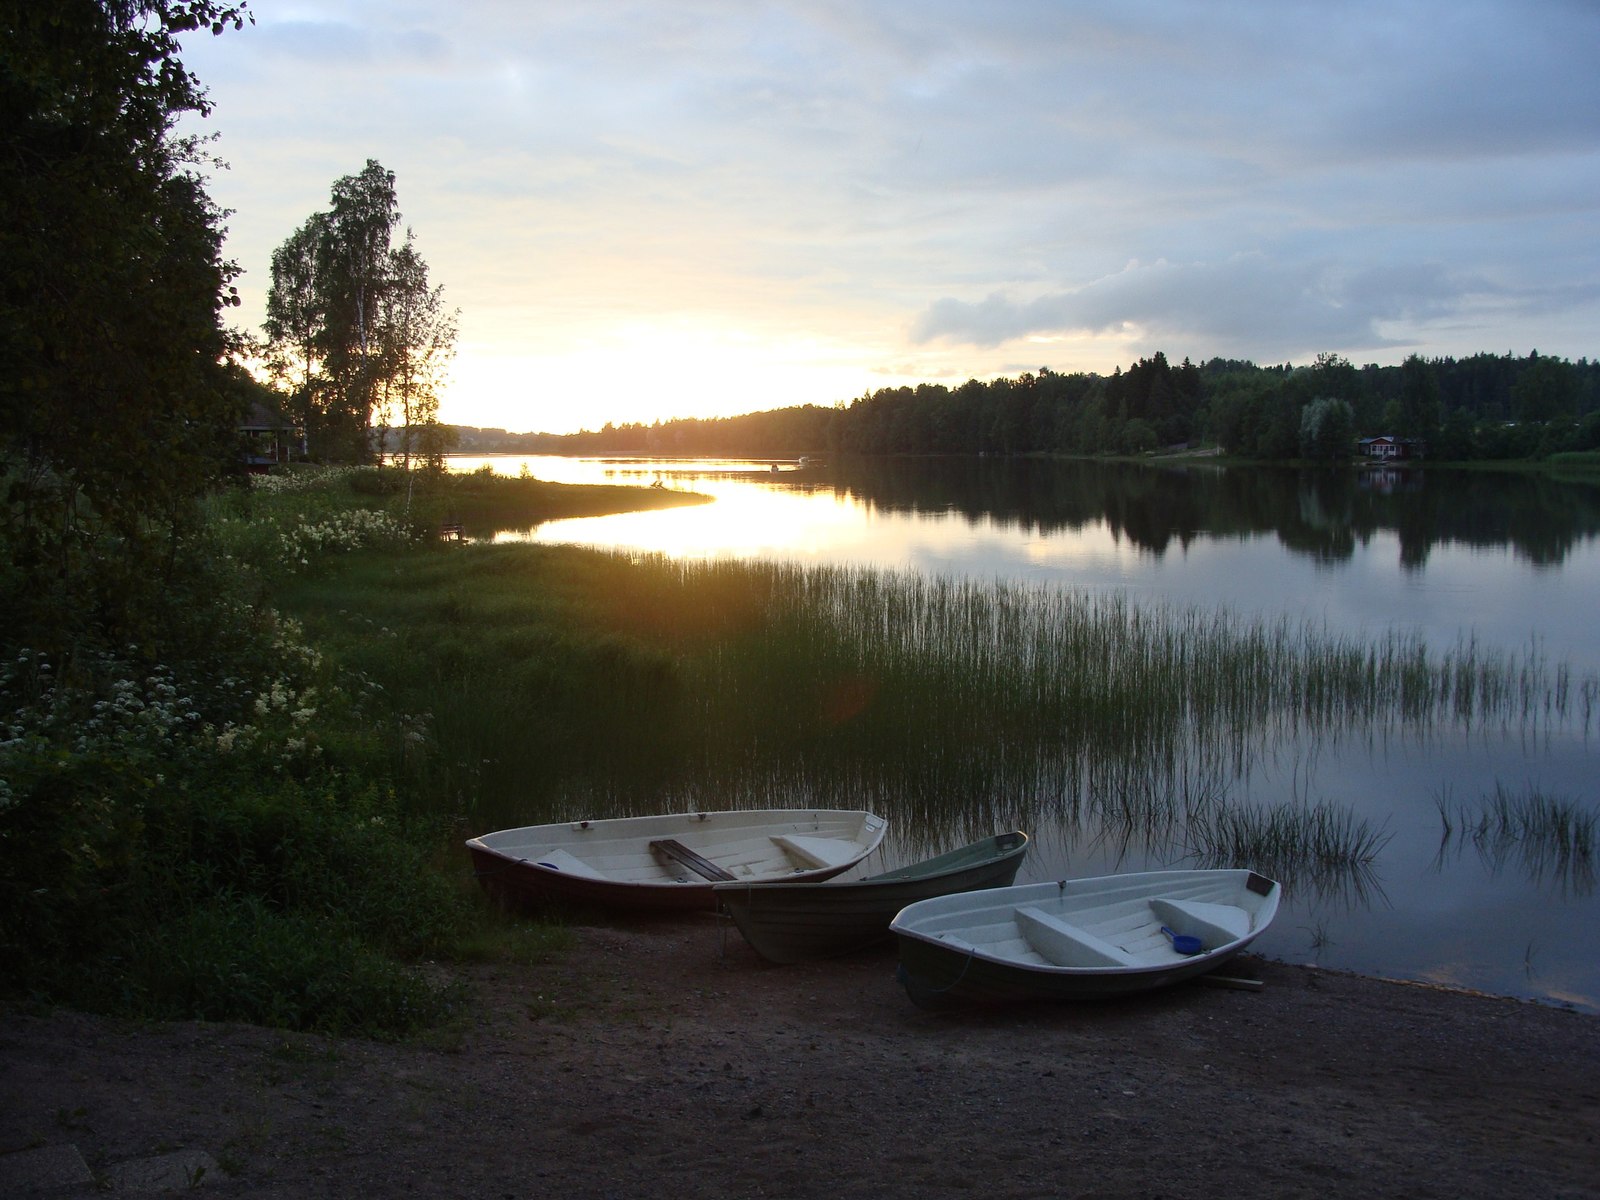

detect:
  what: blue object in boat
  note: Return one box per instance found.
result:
[1161,925,1203,955]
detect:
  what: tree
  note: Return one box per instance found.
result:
[1,0,251,561]
[264,163,455,463]
[1121,418,1158,455]
[374,230,458,471]
[262,219,323,412]
[1432,405,1478,461]
[1299,396,1356,461]
[320,160,398,460]
[1399,355,1441,445]
[1511,353,1579,425]
[1256,388,1305,460]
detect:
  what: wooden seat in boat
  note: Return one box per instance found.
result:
[771,834,860,870]
[650,839,736,881]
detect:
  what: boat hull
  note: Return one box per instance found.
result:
[466,808,887,914]
[714,832,1029,963]
[890,869,1279,1007]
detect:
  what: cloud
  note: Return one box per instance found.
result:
[173,0,1600,430]
[910,255,1517,359]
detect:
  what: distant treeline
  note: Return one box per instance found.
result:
[452,351,1600,462]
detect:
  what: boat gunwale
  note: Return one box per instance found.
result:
[712,831,1029,900]
[712,833,1031,964]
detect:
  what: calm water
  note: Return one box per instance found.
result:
[456,454,1600,1011]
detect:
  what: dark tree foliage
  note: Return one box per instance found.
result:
[1399,354,1442,443]
[1,0,251,665]
[1300,396,1357,461]
[1,0,250,546]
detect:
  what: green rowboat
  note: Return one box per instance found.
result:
[715,832,1029,963]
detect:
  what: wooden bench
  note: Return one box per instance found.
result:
[439,522,464,541]
[650,839,736,881]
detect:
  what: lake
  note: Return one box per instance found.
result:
[453,453,1600,1011]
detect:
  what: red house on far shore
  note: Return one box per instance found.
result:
[1358,436,1421,461]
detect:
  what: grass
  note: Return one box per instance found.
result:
[1304,922,1331,952]
[276,537,1592,881]
[1546,449,1600,471]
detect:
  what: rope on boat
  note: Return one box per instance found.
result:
[900,945,978,1006]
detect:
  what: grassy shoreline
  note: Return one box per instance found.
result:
[4,464,1593,1037]
[0,467,701,1038]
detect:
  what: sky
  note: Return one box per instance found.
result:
[176,1,1600,435]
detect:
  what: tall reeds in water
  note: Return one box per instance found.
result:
[511,554,1593,887]
[1435,783,1597,896]
[1185,800,1391,906]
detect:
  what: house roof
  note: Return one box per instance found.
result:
[241,401,298,432]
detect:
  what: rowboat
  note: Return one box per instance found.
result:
[466,809,888,913]
[890,868,1280,1006]
[714,831,1029,963]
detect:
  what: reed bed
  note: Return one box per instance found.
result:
[283,545,1595,906]
[1184,799,1392,904]
[1435,783,1597,895]
[646,560,1591,831]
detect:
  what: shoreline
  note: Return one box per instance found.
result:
[3,920,1597,1198]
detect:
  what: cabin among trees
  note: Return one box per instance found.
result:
[240,401,305,473]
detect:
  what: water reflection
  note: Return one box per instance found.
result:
[808,457,1600,569]
[451,455,1600,1011]
[470,455,1600,675]
[459,453,1600,572]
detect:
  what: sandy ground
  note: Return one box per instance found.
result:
[2,917,1597,1199]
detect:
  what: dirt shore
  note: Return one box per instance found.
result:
[3,917,1597,1199]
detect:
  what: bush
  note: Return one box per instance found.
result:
[0,505,484,1037]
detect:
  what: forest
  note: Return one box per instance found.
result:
[456,350,1600,463]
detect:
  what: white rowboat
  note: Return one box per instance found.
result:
[466,809,887,913]
[890,868,1280,1006]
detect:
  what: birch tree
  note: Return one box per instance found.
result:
[262,217,323,418]
[322,160,398,459]
[374,230,458,471]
